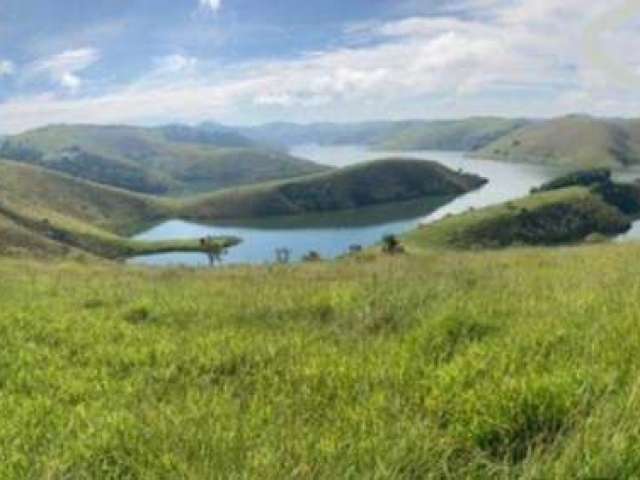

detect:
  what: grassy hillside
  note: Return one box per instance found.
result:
[0,214,81,258]
[475,115,640,168]
[406,187,631,250]
[0,124,329,194]
[0,160,168,233]
[0,157,484,259]
[376,117,529,151]
[4,243,640,477]
[180,158,487,220]
[0,160,239,259]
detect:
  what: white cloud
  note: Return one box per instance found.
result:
[0,60,15,76]
[3,0,640,133]
[199,0,221,13]
[583,0,640,90]
[153,54,198,75]
[29,47,100,92]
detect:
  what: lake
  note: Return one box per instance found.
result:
[129,146,569,267]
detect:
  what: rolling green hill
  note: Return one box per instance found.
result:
[0,157,485,259]
[230,116,640,170]
[0,214,81,258]
[375,117,529,151]
[180,158,487,220]
[0,124,329,195]
[0,160,239,259]
[475,115,640,168]
[406,187,631,250]
[0,160,167,233]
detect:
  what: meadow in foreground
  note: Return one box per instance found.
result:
[2,243,640,478]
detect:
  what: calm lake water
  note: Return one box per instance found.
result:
[129,146,571,267]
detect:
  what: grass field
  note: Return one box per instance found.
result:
[3,242,640,478]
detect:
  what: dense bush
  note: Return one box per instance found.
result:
[532,168,612,194]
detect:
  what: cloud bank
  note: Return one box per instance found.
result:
[28,48,100,92]
[1,0,640,133]
[0,60,15,76]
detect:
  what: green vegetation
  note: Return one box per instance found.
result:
[0,124,329,194]
[0,214,82,258]
[4,132,640,477]
[475,115,640,168]
[0,160,238,259]
[533,168,640,216]
[532,168,613,193]
[406,187,631,249]
[0,157,483,259]
[0,197,239,260]
[181,158,487,220]
[376,117,529,151]
[0,160,167,233]
[4,242,640,477]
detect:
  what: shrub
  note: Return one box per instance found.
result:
[381,234,404,254]
[302,251,322,262]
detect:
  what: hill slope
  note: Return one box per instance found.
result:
[376,117,529,151]
[0,157,485,258]
[407,187,631,250]
[0,160,168,233]
[180,158,487,220]
[0,160,238,259]
[0,124,329,195]
[0,214,79,257]
[475,116,640,168]
[5,242,640,476]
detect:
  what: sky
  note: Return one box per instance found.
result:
[1,0,640,134]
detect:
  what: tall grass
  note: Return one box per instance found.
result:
[2,244,640,477]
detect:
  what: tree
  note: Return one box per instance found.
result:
[275,247,292,264]
[201,236,227,266]
[302,251,322,262]
[381,234,404,254]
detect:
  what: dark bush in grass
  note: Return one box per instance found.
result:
[532,168,611,194]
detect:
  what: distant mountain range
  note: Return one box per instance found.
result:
[209,117,529,151]
[212,115,640,169]
[474,115,640,169]
[3,114,640,205]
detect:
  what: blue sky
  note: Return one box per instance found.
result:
[1,0,639,133]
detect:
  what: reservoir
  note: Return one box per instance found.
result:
[128,147,567,266]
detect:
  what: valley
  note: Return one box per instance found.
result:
[0,142,487,260]
[4,120,640,478]
[5,1,640,477]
